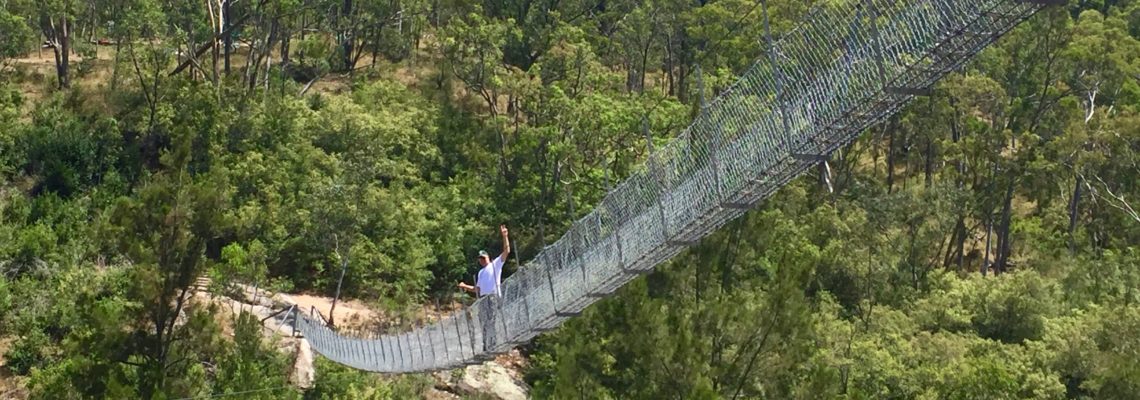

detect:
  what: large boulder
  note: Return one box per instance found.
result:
[453,362,528,400]
[290,339,315,389]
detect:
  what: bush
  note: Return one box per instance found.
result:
[304,358,394,400]
[0,279,10,327]
[17,106,122,197]
[0,10,34,63]
[4,329,50,375]
[971,272,1055,344]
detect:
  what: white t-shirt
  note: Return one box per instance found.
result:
[476,255,504,297]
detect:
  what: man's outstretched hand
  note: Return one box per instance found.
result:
[500,225,511,261]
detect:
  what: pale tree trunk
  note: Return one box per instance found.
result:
[59,17,70,89]
[206,0,221,85]
[1067,89,1097,253]
[819,161,833,194]
[340,0,356,71]
[224,0,232,74]
[664,31,674,96]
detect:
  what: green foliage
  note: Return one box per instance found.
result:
[5,265,139,395]
[0,0,1139,397]
[304,358,389,400]
[970,273,1055,344]
[0,278,9,322]
[301,359,433,399]
[0,9,34,63]
[210,312,302,399]
[296,36,333,69]
[914,272,1058,344]
[1081,307,1140,398]
[213,240,270,296]
[15,99,122,198]
[5,328,49,375]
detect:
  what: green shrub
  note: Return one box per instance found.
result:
[5,329,50,375]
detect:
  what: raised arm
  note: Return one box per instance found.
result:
[498,225,510,260]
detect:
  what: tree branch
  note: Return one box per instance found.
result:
[1090,174,1140,223]
[168,0,269,76]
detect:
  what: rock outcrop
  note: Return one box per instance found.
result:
[290,338,315,389]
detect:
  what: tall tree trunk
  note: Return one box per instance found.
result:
[677,35,689,104]
[340,0,356,71]
[210,0,221,85]
[924,97,936,187]
[43,15,72,89]
[370,27,380,68]
[112,36,123,90]
[224,0,232,74]
[948,95,967,272]
[626,62,636,92]
[248,17,278,91]
[995,180,1015,274]
[886,117,897,193]
[639,42,649,94]
[924,137,934,188]
[819,161,833,194]
[953,218,966,272]
[59,16,70,89]
[243,36,257,88]
[982,216,992,276]
[1068,174,1082,253]
[664,32,674,97]
[281,32,290,66]
[301,5,308,41]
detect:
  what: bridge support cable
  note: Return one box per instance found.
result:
[292,0,1057,373]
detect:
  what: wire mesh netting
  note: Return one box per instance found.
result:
[294,0,1049,373]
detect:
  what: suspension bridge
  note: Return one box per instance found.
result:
[292,0,1062,373]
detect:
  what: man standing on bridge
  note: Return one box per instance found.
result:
[457,224,510,297]
[457,224,510,355]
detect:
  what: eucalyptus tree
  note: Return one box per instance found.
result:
[24,0,84,88]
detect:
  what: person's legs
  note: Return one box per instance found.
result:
[478,296,497,359]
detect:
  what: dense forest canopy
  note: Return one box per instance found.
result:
[0,0,1138,398]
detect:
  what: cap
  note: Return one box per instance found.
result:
[478,250,489,258]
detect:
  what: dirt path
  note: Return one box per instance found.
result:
[286,294,377,329]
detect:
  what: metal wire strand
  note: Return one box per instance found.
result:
[294,0,1051,373]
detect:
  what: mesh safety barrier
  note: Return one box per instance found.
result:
[294,0,1051,373]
